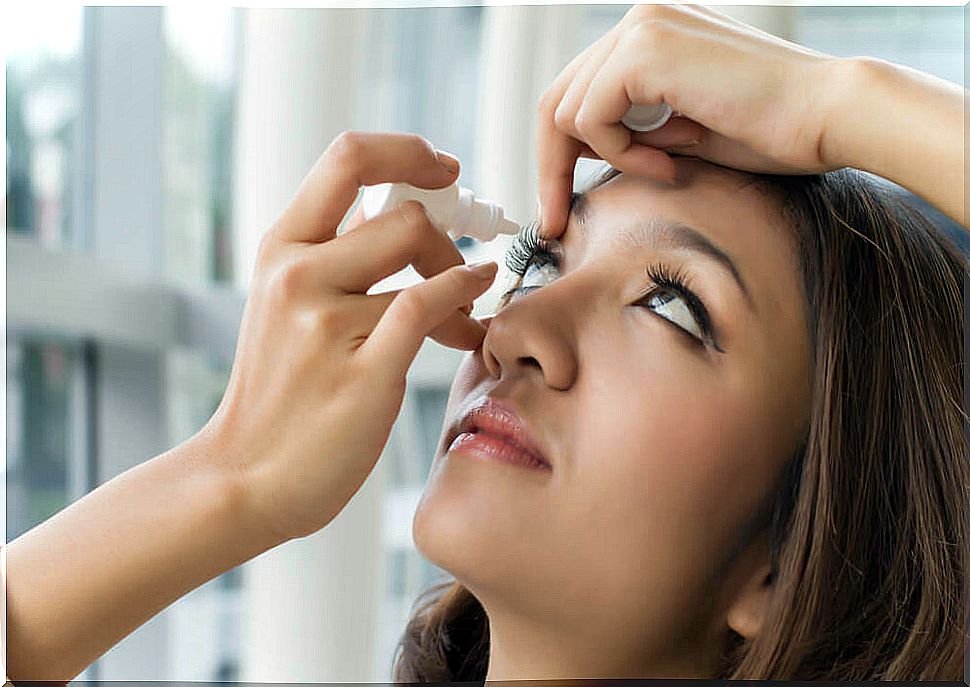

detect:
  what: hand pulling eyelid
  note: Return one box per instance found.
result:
[358,104,669,323]
[359,104,669,243]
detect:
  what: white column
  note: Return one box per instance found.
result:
[472,5,584,317]
[81,7,171,680]
[232,9,388,682]
[232,8,367,292]
[476,5,584,228]
[474,4,795,232]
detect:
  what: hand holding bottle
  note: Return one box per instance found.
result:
[205,131,498,542]
[537,3,852,237]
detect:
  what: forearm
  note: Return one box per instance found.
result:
[823,56,967,229]
[4,432,277,680]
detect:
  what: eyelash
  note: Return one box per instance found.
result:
[500,224,723,352]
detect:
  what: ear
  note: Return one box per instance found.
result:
[725,557,774,639]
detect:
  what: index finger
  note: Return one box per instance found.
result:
[272,131,461,244]
[537,98,585,240]
[536,44,597,241]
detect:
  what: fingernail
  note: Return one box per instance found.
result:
[465,260,498,279]
[681,138,701,147]
[435,149,460,174]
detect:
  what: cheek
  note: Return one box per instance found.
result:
[560,355,773,597]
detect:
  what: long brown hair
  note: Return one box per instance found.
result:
[392,163,969,681]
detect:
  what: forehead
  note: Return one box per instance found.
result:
[567,159,792,263]
[562,160,801,308]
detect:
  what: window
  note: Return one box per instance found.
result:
[7,6,242,681]
[794,6,964,87]
[5,337,86,541]
[164,7,238,285]
[8,5,963,683]
[5,5,82,246]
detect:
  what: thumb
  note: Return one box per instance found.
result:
[630,115,707,148]
[358,261,498,373]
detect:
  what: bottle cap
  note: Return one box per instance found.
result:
[622,102,673,132]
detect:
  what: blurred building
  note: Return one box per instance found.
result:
[5,4,965,682]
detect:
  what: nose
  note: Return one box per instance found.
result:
[479,290,579,391]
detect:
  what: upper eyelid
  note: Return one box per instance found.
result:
[501,247,720,343]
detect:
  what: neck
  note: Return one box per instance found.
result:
[481,603,717,682]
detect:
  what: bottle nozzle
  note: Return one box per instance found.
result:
[497,218,519,237]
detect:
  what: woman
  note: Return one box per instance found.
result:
[6,4,966,682]
[396,161,967,681]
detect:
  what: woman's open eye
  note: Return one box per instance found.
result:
[500,259,559,304]
[640,288,705,341]
[500,224,561,306]
[639,262,723,352]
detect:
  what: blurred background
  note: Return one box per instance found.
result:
[4,3,965,682]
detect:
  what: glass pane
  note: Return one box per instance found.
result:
[6,337,83,541]
[5,5,82,245]
[388,549,409,597]
[420,553,449,588]
[414,387,450,480]
[163,7,238,286]
[794,6,964,86]
[358,7,483,192]
[575,4,631,54]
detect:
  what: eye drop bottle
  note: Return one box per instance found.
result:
[360,182,520,242]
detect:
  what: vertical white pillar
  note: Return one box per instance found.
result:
[232,9,387,682]
[471,5,585,317]
[81,7,171,680]
[474,4,795,232]
[476,5,583,228]
[232,8,367,292]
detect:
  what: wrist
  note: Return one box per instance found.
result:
[817,55,883,171]
[178,426,290,557]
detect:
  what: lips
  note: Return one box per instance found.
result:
[447,398,552,470]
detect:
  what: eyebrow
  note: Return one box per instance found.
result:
[571,195,756,313]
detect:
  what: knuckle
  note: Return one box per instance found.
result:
[303,305,343,337]
[553,101,574,131]
[255,231,278,268]
[394,200,435,235]
[538,88,560,117]
[449,265,473,290]
[630,3,665,22]
[574,110,595,137]
[326,130,366,164]
[394,288,429,324]
[269,256,311,302]
[629,19,667,51]
[406,132,437,157]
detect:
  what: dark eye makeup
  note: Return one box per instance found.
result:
[499,223,725,353]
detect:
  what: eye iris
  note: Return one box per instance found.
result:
[646,288,703,340]
[521,261,558,289]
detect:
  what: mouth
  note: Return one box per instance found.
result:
[446,397,552,471]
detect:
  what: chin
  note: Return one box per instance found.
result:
[411,452,555,598]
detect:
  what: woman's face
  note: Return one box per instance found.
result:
[412,158,814,677]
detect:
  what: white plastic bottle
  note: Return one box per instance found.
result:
[360,182,519,242]
[622,102,674,132]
